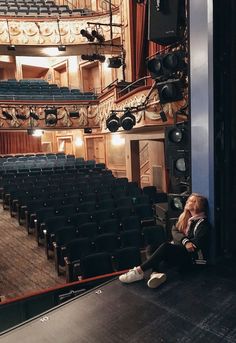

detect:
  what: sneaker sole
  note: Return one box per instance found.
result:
[147,274,166,289]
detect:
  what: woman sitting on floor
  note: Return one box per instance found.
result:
[119,193,210,288]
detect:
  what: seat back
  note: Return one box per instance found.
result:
[94,233,120,253]
[80,252,114,278]
[114,247,142,271]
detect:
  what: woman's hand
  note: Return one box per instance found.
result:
[185,242,196,252]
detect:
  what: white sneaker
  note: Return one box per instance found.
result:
[147,272,167,289]
[119,267,144,284]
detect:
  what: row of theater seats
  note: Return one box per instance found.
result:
[0,0,90,16]
[0,79,97,101]
[0,166,112,205]
[1,169,167,281]
[0,154,104,173]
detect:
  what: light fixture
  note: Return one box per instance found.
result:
[45,107,57,126]
[16,114,27,120]
[120,109,136,131]
[84,127,92,134]
[106,112,120,132]
[106,57,122,68]
[30,109,39,120]
[32,129,44,137]
[147,51,186,80]
[27,129,43,136]
[157,79,183,104]
[69,111,80,118]
[93,54,106,63]
[80,29,95,42]
[2,110,13,120]
[111,135,125,146]
[81,54,106,63]
[91,30,105,43]
[75,137,83,146]
[7,45,15,51]
[58,45,66,52]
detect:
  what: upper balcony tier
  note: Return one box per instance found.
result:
[0,79,97,101]
[0,3,122,56]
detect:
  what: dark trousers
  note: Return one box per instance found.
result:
[141,242,193,272]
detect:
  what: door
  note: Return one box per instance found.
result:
[85,136,105,163]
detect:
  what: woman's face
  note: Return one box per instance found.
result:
[184,196,199,213]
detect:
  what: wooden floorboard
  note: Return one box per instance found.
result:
[0,205,65,300]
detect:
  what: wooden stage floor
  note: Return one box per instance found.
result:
[1,260,236,343]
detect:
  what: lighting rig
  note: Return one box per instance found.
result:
[106,108,136,132]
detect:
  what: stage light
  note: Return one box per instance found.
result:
[106,112,120,132]
[93,54,106,63]
[81,54,105,63]
[2,110,13,120]
[30,110,39,120]
[69,111,80,118]
[120,110,136,131]
[7,45,15,51]
[147,51,186,80]
[84,127,92,134]
[147,56,162,79]
[157,79,183,104]
[16,114,27,120]
[32,129,44,137]
[106,57,122,68]
[45,107,57,126]
[58,45,66,52]
[91,30,105,43]
[81,54,95,62]
[80,29,94,42]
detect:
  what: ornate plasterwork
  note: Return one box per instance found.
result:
[0,104,98,129]
[97,88,185,132]
[0,15,121,46]
[0,87,187,130]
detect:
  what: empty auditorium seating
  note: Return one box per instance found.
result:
[64,238,93,282]
[114,247,142,271]
[0,79,97,101]
[0,167,164,284]
[0,0,91,17]
[80,252,114,279]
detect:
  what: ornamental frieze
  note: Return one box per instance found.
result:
[0,104,98,129]
[0,14,121,46]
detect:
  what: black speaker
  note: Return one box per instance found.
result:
[148,0,185,46]
[165,122,189,168]
[165,122,190,193]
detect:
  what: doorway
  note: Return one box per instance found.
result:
[57,136,74,154]
[85,136,105,163]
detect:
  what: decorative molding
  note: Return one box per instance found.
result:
[0,15,121,47]
[0,104,98,129]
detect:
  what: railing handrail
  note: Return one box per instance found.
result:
[117,76,151,97]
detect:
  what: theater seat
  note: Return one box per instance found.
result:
[114,247,142,271]
[80,252,114,278]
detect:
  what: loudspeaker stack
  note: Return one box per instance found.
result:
[148,0,186,46]
[165,121,190,193]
